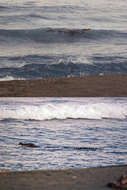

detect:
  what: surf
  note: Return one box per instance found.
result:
[0,101,127,121]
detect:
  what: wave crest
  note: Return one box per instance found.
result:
[0,102,127,120]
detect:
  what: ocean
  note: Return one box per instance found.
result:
[0,97,127,171]
[0,0,127,172]
[0,0,127,80]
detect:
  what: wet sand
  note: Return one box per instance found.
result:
[0,74,127,97]
[0,165,127,190]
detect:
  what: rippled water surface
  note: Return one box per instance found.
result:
[0,98,127,171]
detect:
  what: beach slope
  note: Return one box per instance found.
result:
[0,165,127,190]
[0,74,127,97]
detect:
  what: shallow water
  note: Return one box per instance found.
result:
[0,0,127,80]
[0,97,127,171]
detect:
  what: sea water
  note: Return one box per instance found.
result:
[0,0,127,80]
[0,97,127,171]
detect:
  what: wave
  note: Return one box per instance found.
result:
[0,102,127,120]
[0,28,127,43]
[0,61,127,79]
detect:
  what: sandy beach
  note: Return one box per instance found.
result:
[0,74,127,97]
[0,165,127,190]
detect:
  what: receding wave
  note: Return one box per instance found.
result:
[0,102,127,120]
[0,28,127,43]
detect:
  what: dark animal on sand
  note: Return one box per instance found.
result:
[120,175,127,185]
[107,174,127,189]
[19,142,39,148]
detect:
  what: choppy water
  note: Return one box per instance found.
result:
[0,97,127,171]
[0,0,127,80]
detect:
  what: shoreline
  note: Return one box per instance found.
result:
[0,74,127,97]
[0,165,127,190]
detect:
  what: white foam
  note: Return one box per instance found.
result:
[0,76,25,81]
[0,101,127,120]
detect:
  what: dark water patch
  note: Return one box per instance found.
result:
[92,55,127,64]
[0,118,26,124]
[0,6,9,10]
[28,14,49,20]
[108,151,127,156]
[0,28,127,43]
[23,1,37,6]
[45,145,98,151]
[63,146,98,151]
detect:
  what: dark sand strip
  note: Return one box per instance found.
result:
[0,74,127,97]
[0,165,127,190]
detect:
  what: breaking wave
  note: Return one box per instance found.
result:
[0,61,127,79]
[0,102,127,120]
